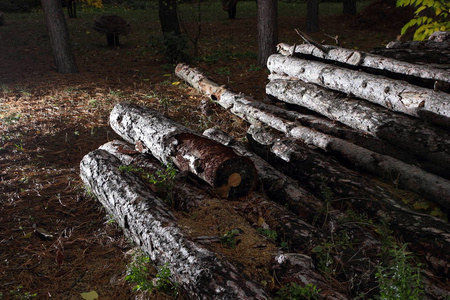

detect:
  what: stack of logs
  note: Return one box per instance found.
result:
[80,35,450,299]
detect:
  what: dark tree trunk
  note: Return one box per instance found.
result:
[257,0,277,66]
[159,0,181,35]
[306,0,319,32]
[343,0,356,15]
[41,0,78,73]
[67,0,76,18]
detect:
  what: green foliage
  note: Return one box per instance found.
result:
[276,283,321,300]
[257,228,278,242]
[125,253,178,296]
[397,0,450,40]
[118,163,177,188]
[1,285,37,299]
[220,229,240,249]
[375,244,424,300]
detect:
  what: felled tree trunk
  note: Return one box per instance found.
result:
[276,43,450,84]
[99,140,207,211]
[79,149,270,299]
[175,64,450,208]
[266,78,450,179]
[109,102,257,198]
[203,128,323,222]
[370,48,450,65]
[267,54,450,128]
[386,39,450,50]
[247,125,450,276]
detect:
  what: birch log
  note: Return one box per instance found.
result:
[276,43,450,84]
[266,78,450,178]
[267,54,450,128]
[247,125,450,275]
[386,39,450,50]
[80,149,270,299]
[175,63,450,208]
[109,102,257,198]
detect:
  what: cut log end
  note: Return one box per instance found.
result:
[214,157,257,198]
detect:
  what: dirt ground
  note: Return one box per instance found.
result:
[0,2,416,299]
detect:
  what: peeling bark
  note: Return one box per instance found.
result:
[267,54,450,128]
[247,125,450,276]
[80,149,271,299]
[266,78,450,179]
[276,43,450,84]
[175,64,450,207]
[109,102,257,198]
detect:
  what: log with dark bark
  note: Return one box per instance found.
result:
[386,39,450,51]
[203,128,323,222]
[267,54,450,128]
[175,63,450,207]
[276,43,450,84]
[247,125,450,276]
[370,48,450,65]
[266,78,450,178]
[109,102,257,198]
[79,149,270,299]
[99,140,207,211]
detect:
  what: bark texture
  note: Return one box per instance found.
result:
[267,54,450,128]
[247,125,450,275]
[203,128,323,222]
[175,64,450,207]
[257,0,278,66]
[109,102,257,198]
[370,48,450,65]
[276,43,450,84]
[80,149,270,299]
[41,0,78,73]
[266,78,450,178]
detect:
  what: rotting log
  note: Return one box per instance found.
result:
[109,102,257,198]
[247,125,450,276]
[276,42,450,84]
[266,78,450,178]
[267,54,450,128]
[80,149,270,299]
[175,63,450,208]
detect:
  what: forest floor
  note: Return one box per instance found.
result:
[0,1,428,299]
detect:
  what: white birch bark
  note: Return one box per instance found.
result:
[266,78,450,177]
[277,43,450,83]
[267,54,450,128]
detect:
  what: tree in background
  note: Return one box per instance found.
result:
[159,0,188,62]
[41,0,78,73]
[306,0,319,32]
[257,0,278,66]
[398,0,450,40]
[343,0,356,15]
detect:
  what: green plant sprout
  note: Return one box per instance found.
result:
[220,229,240,249]
[375,243,424,300]
[276,282,321,300]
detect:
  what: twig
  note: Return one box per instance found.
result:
[294,28,329,54]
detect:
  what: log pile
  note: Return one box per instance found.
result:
[79,38,450,298]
